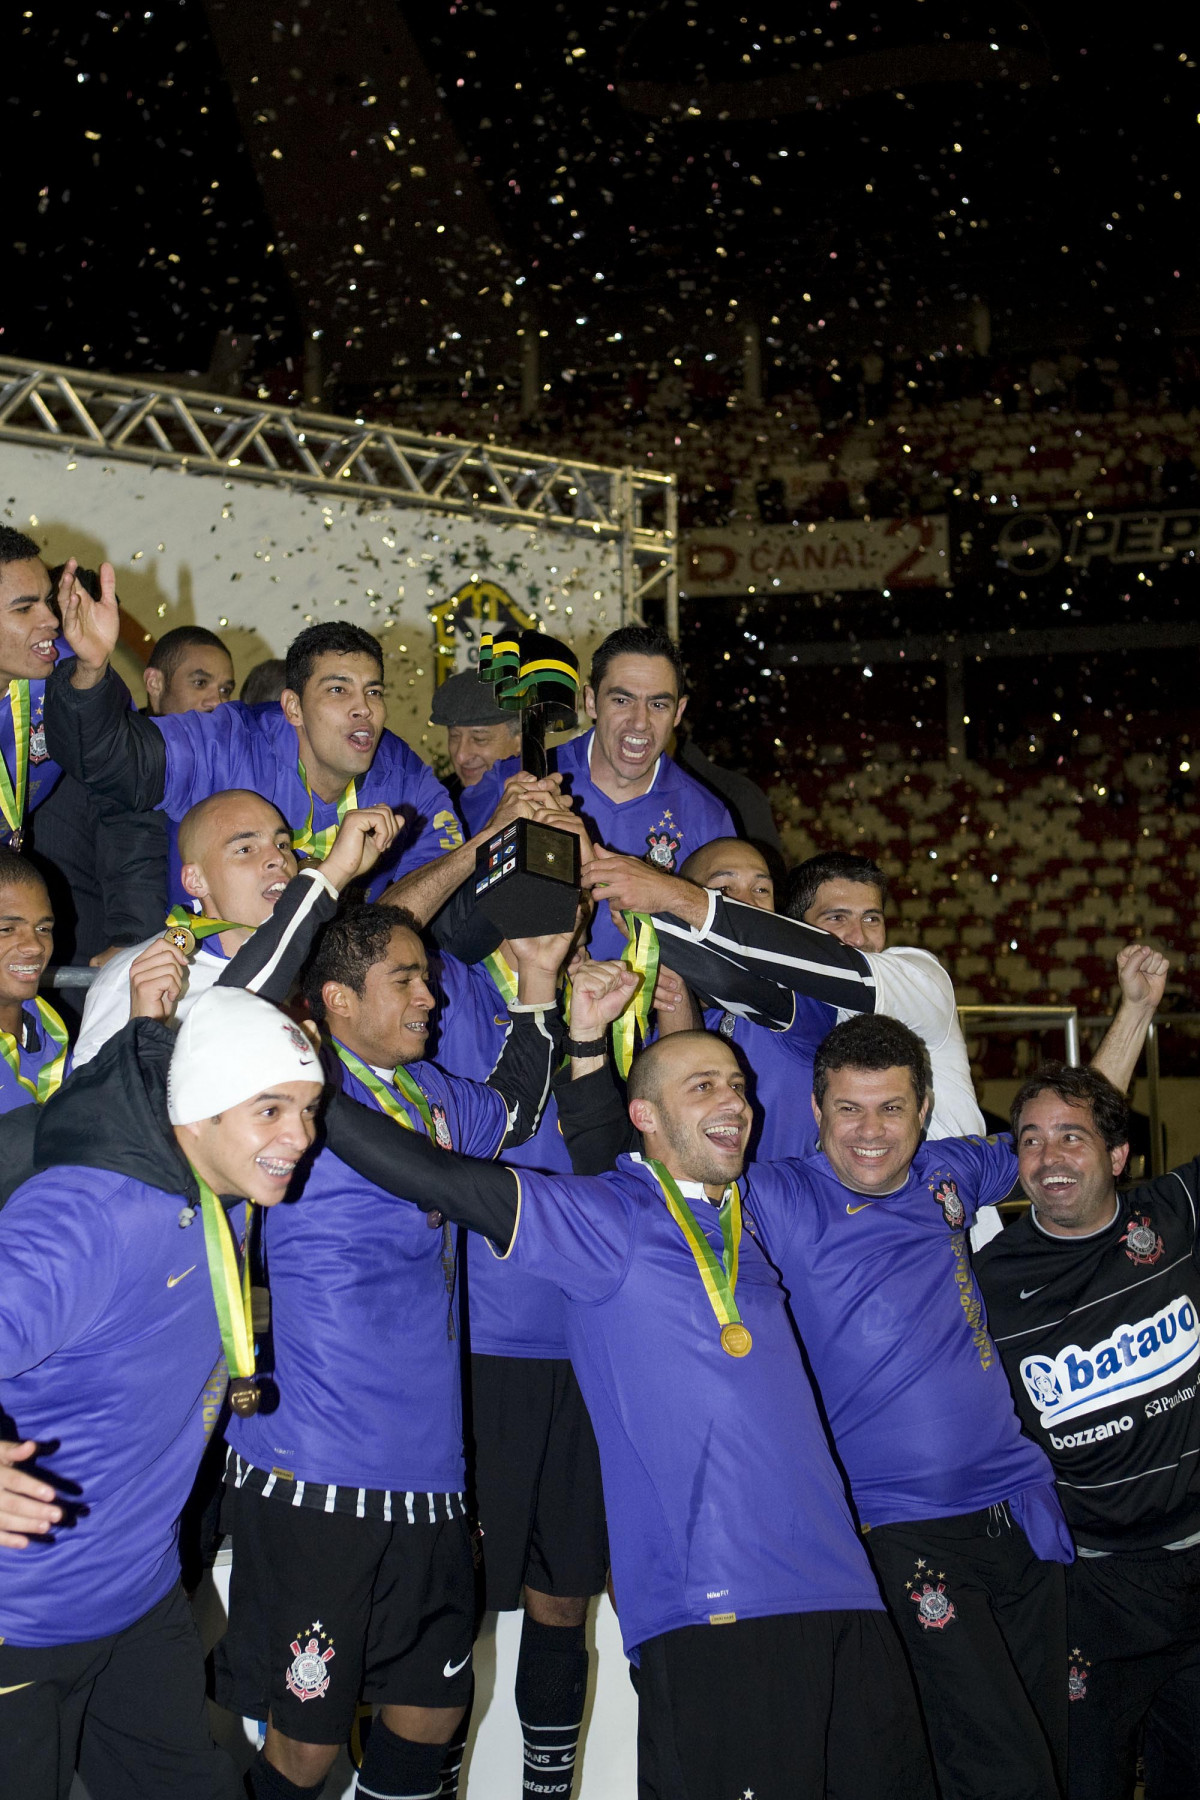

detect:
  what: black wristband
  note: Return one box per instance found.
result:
[564,1035,608,1058]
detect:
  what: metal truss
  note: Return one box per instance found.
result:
[0,356,677,633]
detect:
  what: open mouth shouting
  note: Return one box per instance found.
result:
[346,728,376,757]
[262,878,289,905]
[617,732,654,768]
[29,636,58,667]
[702,1116,746,1155]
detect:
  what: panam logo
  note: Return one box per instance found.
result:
[1020,1295,1200,1428]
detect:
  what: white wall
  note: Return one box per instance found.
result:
[0,443,624,754]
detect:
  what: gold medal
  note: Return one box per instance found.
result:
[228,1378,261,1417]
[720,1322,752,1358]
[165,924,196,956]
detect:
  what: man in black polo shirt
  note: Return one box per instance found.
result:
[974,950,1200,1800]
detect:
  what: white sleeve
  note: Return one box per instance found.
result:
[860,945,986,1141]
[71,942,143,1067]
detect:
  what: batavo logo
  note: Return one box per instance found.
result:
[1020,1295,1200,1428]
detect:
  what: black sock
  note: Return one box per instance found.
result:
[248,1749,327,1800]
[438,1682,473,1800]
[514,1615,588,1800]
[356,1719,448,1800]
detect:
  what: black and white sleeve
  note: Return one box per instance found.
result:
[218,867,339,1003]
[483,1002,564,1151]
[651,892,877,1029]
[44,662,168,811]
[323,1087,520,1246]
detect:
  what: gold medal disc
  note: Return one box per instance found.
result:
[228,1379,261,1417]
[165,925,197,956]
[720,1322,752,1358]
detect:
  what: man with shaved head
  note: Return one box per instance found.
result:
[288,1020,936,1800]
[72,790,394,1064]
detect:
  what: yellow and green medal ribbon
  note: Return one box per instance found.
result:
[163,906,246,953]
[293,760,357,862]
[333,1040,436,1138]
[612,911,659,1079]
[0,679,30,841]
[191,1165,260,1414]
[645,1157,752,1357]
[0,996,70,1105]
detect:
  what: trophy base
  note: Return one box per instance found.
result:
[473,818,581,939]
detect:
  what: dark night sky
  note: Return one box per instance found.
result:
[4,3,1197,379]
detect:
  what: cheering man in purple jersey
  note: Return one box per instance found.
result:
[457,625,734,962]
[44,561,556,921]
[296,1030,937,1800]
[215,903,571,1800]
[0,807,408,1800]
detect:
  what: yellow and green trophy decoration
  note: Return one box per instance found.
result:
[471,628,582,938]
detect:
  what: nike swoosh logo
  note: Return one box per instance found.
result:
[167,1266,197,1289]
[0,1683,33,1696]
[846,1202,874,1215]
[443,1653,471,1679]
[1020,1286,1047,1300]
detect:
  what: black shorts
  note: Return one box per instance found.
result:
[0,1584,238,1800]
[468,1353,608,1611]
[635,1609,934,1800]
[213,1473,475,1744]
[1064,1541,1200,1800]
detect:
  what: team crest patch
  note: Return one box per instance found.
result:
[285,1623,335,1702]
[907,1560,955,1630]
[1068,1650,1091,1701]
[431,1103,453,1152]
[1120,1214,1164,1267]
[28,722,48,765]
[933,1179,965,1230]
[719,1011,737,1039]
[645,810,681,870]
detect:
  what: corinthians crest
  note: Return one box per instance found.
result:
[285,1624,336,1702]
[1120,1213,1164,1267]
[932,1178,965,1231]
[910,1581,957,1631]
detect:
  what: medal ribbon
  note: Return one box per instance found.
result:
[612,911,659,1079]
[0,680,30,837]
[645,1158,745,1333]
[333,1040,436,1138]
[293,760,357,861]
[192,1166,256,1383]
[0,996,69,1105]
[165,905,245,942]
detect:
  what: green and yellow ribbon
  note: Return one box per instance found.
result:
[0,679,30,838]
[164,905,245,944]
[612,911,659,1079]
[292,760,357,862]
[645,1157,752,1357]
[193,1165,256,1384]
[0,996,69,1105]
[332,1039,436,1138]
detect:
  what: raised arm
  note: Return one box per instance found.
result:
[43,560,168,809]
[219,805,400,1002]
[1090,946,1169,1092]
